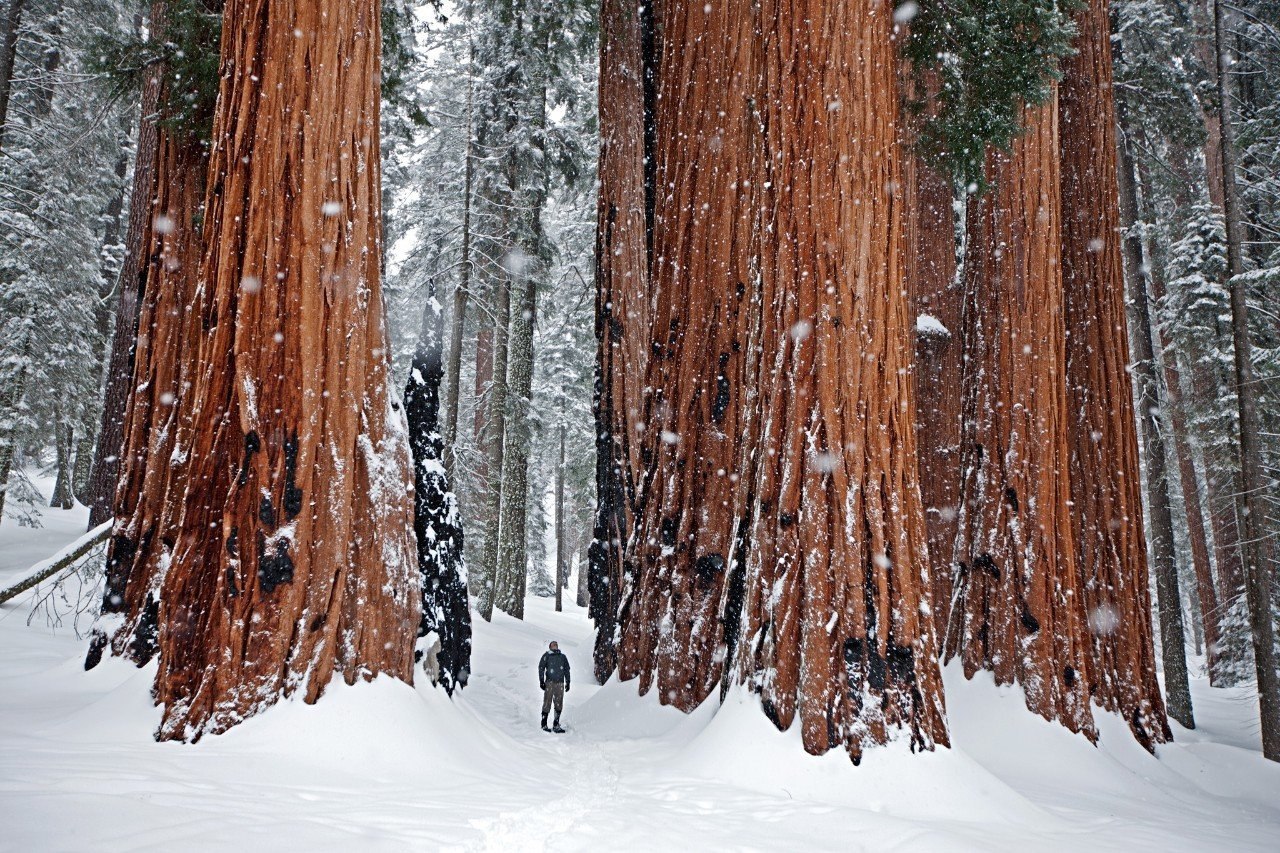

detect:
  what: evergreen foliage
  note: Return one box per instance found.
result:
[901,0,1078,185]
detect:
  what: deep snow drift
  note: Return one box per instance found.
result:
[2,502,1278,851]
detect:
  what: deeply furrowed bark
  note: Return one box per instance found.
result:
[1059,0,1173,745]
[84,6,212,671]
[947,101,1097,740]
[608,0,948,761]
[590,0,654,683]
[906,125,961,624]
[150,0,418,741]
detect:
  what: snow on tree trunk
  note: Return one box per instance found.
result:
[904,89,962,628]
[590,0,654,684]
[404,288,472,694]
[50,421,74,509]
[476,276,509,622]
[148,0,418,741]
[1059,0,1174,745]
[604,0,948,762]
[0,0,26,149]
[494,259,539,619]
[947,100,1097,741]
[1213,0,1280,763]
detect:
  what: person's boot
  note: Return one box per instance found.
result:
[553,718,565,734]
[541,715,551,732]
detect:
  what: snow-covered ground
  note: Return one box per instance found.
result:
[3,508,1279,852]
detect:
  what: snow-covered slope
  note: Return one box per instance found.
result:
[2,519,1278,852]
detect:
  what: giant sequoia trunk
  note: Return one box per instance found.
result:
[907,127,961,621]
[147,0,418,741]
[85,5,212,670]
[946,101,1096,740]
[1058,0,1173,745]
[600,0,947,762]
[589,0,654,683]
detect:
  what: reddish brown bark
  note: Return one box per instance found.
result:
[89,127,208,667]
[907,136,961,623]
[1059,0,1171,745]
[609,0,947,761]
[590,0,654,683]
[151,0,418,741]
[947,100,1096,740]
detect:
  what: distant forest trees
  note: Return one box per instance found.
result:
[0,0,1274,759]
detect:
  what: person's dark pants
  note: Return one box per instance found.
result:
[541,681,565,724]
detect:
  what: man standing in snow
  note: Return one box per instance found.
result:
[539,641,570,733]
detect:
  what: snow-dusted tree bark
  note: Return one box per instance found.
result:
[476,276,508,622]
[405,287,472,694]
[84,0,213,671]
[1116,89,1216,703]
[1213,0,1280,762]
[907,125,961,624]
[0,0,26,148]
[590,0,653,683]
[50,421,74,509]
[148,0,418,741]
[1059,0,1173,744]
[604,0,948,762]
[946,101,1096,740]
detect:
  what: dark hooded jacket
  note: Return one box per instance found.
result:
[539,649,570,688]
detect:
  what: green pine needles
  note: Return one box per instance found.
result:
[87,0,222,141]
[901,0,1079,187]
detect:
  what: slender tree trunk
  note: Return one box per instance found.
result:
[86,5,167,529]
[1059,2,1174,744]
[493,263,536,619]
[148,0,419,741]
[609,0,948,762]
[1214,0,1280,762]
[0,0,26,148]
[947,100,1096,740]
[405,283,472,694]
[50,422,74,509]
[442,43,476,481]
[554,414,566,613]
[477,276,509,621]
[1118,109,1225,684]
[1115,91,1209,713]
[1163,354,1224,682]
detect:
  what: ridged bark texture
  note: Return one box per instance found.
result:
[1059,0,1172,746]
[907,142,961,621]
[86,118,208,672]
[590,0,653,683]
[948,101,1097,740]
[606,0,948,762]
[151,0,418,741]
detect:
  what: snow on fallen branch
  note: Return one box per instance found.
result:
[0,522,112,606]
